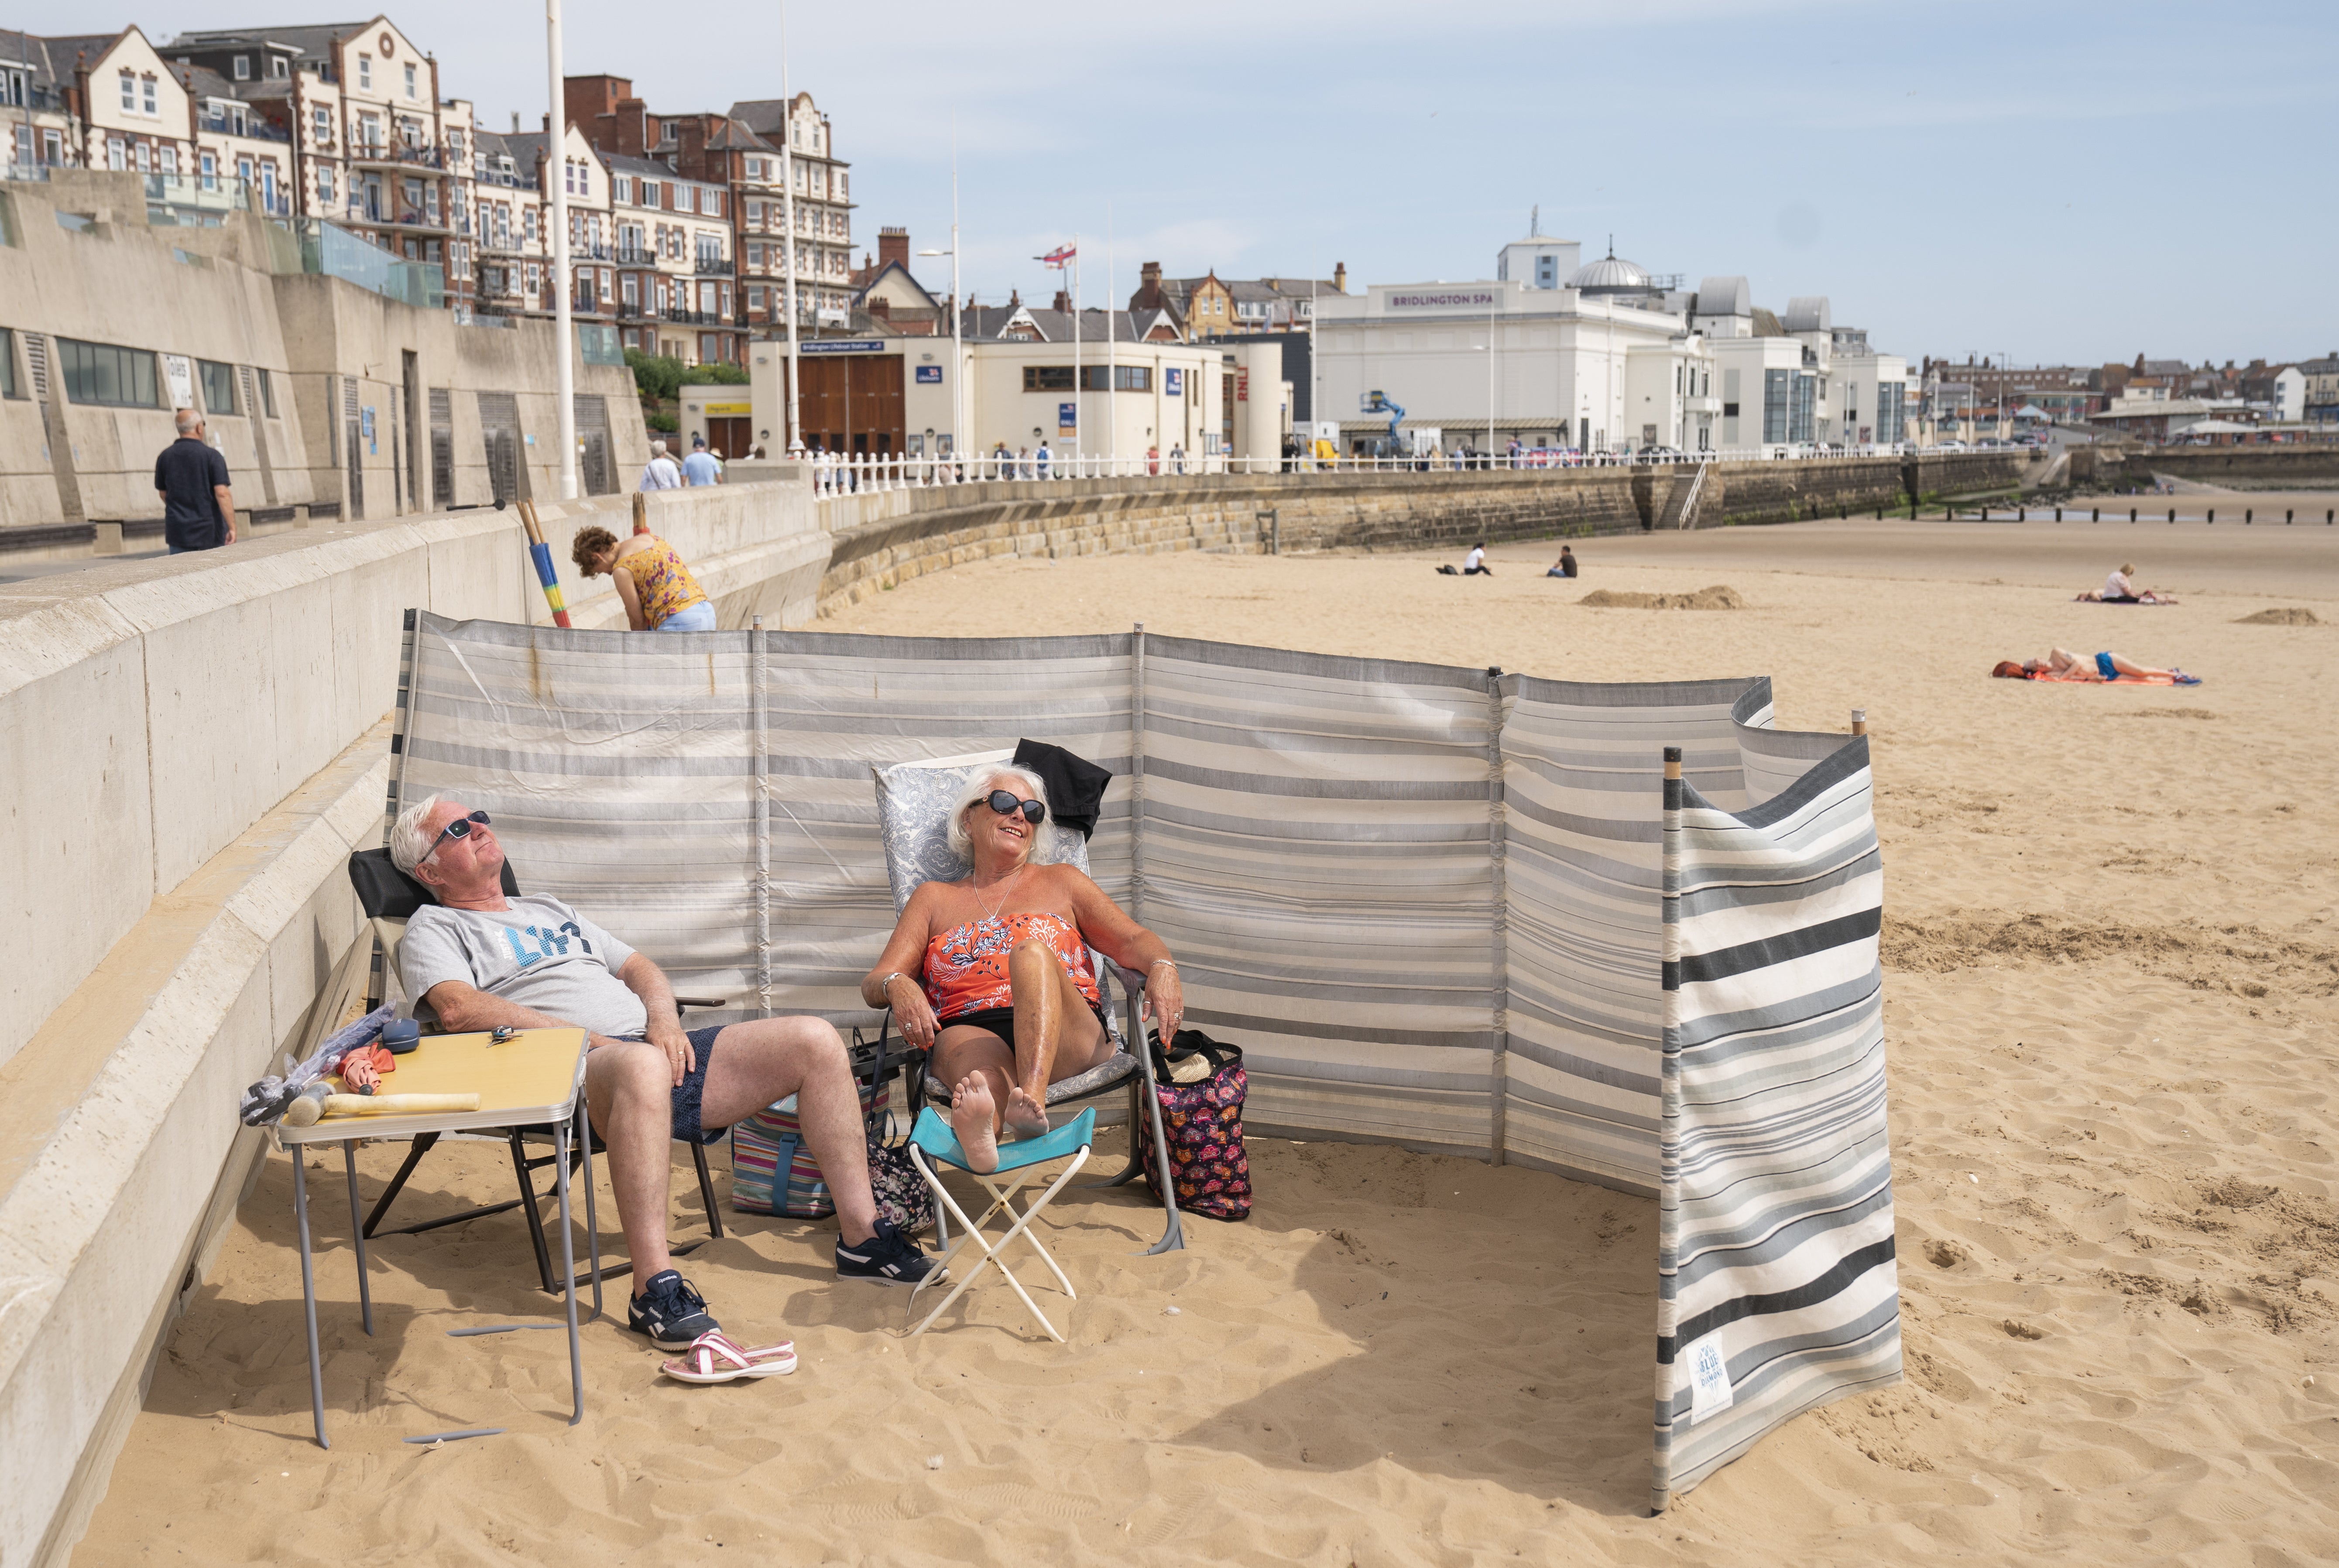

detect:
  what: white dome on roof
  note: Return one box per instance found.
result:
[1570,247,1651,294]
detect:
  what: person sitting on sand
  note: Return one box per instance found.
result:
[1547,546,1578,579]
[570,525,716,632]
[860,766,1185,1174]
[2013,647,2191,682]
[2076,563,2176,604]
[392,795,936,1352]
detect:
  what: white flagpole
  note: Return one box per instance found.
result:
[780,0,801,454]
[547,0,576,499]
[1070,235,1080,467]
[1107,205,1116,472]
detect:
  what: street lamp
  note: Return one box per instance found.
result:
[545,0,576,499]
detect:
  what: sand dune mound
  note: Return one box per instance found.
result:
[1578,584,1744,610]
[2234,607,2320,626]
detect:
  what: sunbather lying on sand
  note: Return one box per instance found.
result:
[1994,647,2198,684]
[2075,564,2176,604]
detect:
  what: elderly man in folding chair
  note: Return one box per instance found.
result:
[391,795,937,1352]
[858,762,1186,1172]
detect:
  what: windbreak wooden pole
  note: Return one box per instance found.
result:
[1653,744,1685,1513]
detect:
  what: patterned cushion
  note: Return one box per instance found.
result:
[871,750,1094,915]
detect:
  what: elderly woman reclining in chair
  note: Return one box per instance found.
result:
[861,764,1185,1173]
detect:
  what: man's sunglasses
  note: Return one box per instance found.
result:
[983,791,1047,826]
[425,809,491,859]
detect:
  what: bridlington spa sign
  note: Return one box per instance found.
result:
[1385,288,1502,310]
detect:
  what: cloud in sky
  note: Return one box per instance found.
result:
[130,0,2337,363]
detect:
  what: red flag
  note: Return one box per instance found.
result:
[1036,243,1076,267]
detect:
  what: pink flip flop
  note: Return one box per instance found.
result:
[660,1330,797,1384]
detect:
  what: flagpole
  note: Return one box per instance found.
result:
[1071,233,1081,470]
[1107,205,1116,473]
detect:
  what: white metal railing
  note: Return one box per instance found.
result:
[799,442,2001,496]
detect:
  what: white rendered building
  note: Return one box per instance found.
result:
[1314,242,1715,455]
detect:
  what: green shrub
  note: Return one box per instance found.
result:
[646,411,678,433]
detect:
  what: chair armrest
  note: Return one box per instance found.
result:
[673,995,730,1012]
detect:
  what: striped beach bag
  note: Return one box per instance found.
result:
[730,1077,885,1219]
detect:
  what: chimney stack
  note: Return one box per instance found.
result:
[878,226,909,271]
[1052,289,1071,314]
[511,111,520,132]
[1333,261,1347,293]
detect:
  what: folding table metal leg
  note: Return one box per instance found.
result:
[555,1111,584,1426]
[342,1139,373,1336]
[579,1101,603,1322]
[291,1150,329,1449]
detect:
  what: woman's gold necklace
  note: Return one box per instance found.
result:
[972,863,1026,926]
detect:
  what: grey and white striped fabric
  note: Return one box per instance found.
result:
[387,612,1894,1504]
[1653,741,1899,1508]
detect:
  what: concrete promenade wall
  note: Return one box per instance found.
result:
[0,477,819,1568]
[810,453,2035,615]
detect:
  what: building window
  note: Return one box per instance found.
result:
[58,338,160,407]
[318,166,334,204]
[120,72,136,112]
[271,55,289,79]
[746,285,763,311]
[234,55,251,81]
[136,142,152,172]
[1762,370,1790,444]
[0,328,17,399]
[143,76,158,116]
[1023,365,1075,392]
[614,174,631,203]
[160,147,177,176]
[404,62,417,98]
[358,55,371,89]
[198,359,238,414]
[641,179,658,207]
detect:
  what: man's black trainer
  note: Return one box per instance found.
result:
[628,1269,719,1349]
[836,1219,942,1287]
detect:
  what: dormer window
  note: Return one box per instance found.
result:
[271,56,288,79]
[234,55,251,80]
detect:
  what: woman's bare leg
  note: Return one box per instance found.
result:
[1003,939,1063,1137]
[2102,651,2176,679]
[1004,940,1112,1138]
[932,1026,1014,1174]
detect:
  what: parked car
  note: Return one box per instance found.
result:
[1936,439,1969,452]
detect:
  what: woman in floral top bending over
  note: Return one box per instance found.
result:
[571,525,716,631]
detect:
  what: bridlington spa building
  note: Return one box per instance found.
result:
[1313,232,1913,458]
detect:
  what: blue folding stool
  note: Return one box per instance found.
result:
[905,1106,1097,1342]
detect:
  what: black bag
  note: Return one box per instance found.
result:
[1138,1027,1252,1221]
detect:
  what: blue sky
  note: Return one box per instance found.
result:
[127,0,2337,367]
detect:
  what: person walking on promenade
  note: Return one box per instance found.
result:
[639,439,682,491]
[1035,440,1053,479]
[1170,442,1186,475]
[155,409,236,553]
[682,435,723,487]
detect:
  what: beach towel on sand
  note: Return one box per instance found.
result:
[1991,661,2199,686]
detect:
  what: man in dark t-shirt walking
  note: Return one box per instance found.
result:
[154,409,237,552]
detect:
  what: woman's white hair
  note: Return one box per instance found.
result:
[946,766,1049,862]
[389,794,446,875]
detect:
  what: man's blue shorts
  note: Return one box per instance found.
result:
[603,1025,730,1144]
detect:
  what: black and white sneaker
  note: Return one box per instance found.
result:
[836,1219,942,1287]
[628,1269,720,1350]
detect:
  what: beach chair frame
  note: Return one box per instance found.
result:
[905,1106,1097,1342]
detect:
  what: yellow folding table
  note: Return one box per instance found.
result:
[275,1027,598,1448]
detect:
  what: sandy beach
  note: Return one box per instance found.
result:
[76,517,2339,1566]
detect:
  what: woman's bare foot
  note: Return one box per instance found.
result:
[950,1076,1000,1174]
[1004,1085,1049,1140]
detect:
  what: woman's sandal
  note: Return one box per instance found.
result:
[660,1330,798,1384]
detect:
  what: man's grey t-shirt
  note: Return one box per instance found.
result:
[399,894,646,1037]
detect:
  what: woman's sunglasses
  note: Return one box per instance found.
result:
[983,791,1047,826]
[425,809,491,859]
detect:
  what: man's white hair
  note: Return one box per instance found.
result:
[174,407,199,434]
[651,439,667,456]
[389,793,446,875]
[946,766,1049,863]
